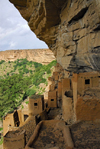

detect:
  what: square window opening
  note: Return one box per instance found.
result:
[34,103,38,106]
[51,99,54,101]
[85,79,90,84]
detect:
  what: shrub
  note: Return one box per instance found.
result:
[25,101,29,104]
[25,89,36,97]
[0,60,5,64]
[0,137,3,145]
[33,62,42,68]
[21,105,24,109]
[29,70,32,74]
[0,128,3,131]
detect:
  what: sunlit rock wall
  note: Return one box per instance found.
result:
[9,0,100,73]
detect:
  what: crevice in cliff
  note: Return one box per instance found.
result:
[91,46,100,53]
[51,0,67,9]
[61,0,69,12]
[67,55,94,73]
[75,41,78,54]
[68,7,88,25]
[93,24,100,31]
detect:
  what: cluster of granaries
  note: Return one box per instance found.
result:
[3,63,100,149]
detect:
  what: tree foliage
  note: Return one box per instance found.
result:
[0,59,57,119]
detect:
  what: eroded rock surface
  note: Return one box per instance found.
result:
[9,0,100,73]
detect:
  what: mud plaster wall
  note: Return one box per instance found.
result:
[48,90,57,108]
[53,72,59,81]
[49,81,55,91]
[58,81,62,99]
[76,97,100,121]
[62,78,71,95]
[77,73,99,95]
[3,131,25,149]
[13,116,36,144]
[35,109,48,125]
[28,97,44,115]
[3,113,14,136]
[17,110,24,126]
[71,72,100,122]
[3,110,25,136]
[63,96,74,124]
[62,78,74,123]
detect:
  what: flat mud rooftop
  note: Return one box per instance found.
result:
[70,121,100,149]
[25,108,100,149]
[30,120,66,149]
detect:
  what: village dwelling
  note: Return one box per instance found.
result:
[72,72,100,121]
[59,71,100,124]
[3,109,24,136]
[28,95,44,116]
[3,95,46,149]
[3,62,100,149]
[48,90,57,108]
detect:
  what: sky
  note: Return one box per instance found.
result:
[0,0,48,51]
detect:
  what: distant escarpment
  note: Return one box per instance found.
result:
[9,0,100,73]
[0,49,55,64]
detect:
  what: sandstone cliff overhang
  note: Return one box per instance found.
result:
[9,0,27,7]
[9,0,100,73]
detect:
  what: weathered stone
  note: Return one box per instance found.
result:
[0,49,55,65]
[9,0,100,72]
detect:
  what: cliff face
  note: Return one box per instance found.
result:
[0,49,55,64]
[9,0,100,72]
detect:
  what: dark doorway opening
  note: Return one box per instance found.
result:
[13,110,20,127]
[24,115,28,121]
